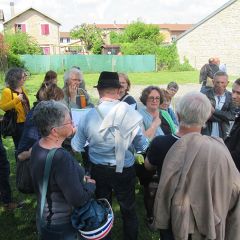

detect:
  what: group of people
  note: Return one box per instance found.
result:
[0,65,239,240]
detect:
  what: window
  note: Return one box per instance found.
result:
[41,24,49,35]
[15,24,26,33]
[171,35,177,41]
[60,38,70,43]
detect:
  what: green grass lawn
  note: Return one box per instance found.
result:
[0,70,204,239]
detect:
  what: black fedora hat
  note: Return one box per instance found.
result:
[94,71,121,89]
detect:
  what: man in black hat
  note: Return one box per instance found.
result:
[71,71,148,240]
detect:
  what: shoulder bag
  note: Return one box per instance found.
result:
[16,157,34,194]
[1,90,18,138]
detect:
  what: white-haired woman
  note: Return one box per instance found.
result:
[31,100,95,239]
[63,68,93,109]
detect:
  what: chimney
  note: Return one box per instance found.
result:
[10,2,15,17]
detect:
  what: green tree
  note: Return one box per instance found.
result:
[70,24,104,53]
[5,31,41,55]
[110,21,164,45]
[124,21,164,44]
[121,39,158,55]
[109,31,127,44]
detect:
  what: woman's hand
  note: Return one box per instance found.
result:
[152,115,161,128]
[68,84,77,101]
[18,93,24,101]
[85,176,96,184]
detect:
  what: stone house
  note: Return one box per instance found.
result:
[4,7,61,55]
[176,0,240,75]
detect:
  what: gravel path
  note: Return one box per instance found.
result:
[88,83,201,103]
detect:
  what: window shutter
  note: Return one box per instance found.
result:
[41,24,49,35]
[45,24,49,35]
[21,24,26,32]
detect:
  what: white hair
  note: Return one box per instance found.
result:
[63,68,84,88]
[176,92,212,128]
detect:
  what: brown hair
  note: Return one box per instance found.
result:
[118,73,131,92]
[36,84,64,101]
[43,70,57,86]
[44,84,64,101]
[140,86,163,105]
[160,89,172,102]
[234,78,240,86]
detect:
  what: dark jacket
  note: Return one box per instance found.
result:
[202,89,236,139]
[199,63,219,86]
[225,109,240,171]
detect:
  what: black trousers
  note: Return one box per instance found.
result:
[0,135,12,204]
[12,122,25,150]
[91,164,138,240]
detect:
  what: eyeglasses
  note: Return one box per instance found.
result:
[147,96,161,102]
[71,78,82,82]
[61,121,74,126]
[21,74,27,79]
[53,120,74,129]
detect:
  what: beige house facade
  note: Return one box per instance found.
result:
[4,7,61,55]
[176,0,240,75]
[59,32,86,54]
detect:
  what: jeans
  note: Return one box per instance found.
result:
[0,135,12,204]
[91,164,138,240]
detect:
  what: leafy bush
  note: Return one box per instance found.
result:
[92,38,103,54]
[7,52,24,68]
[156,44,179,70]
[5,31,41,55]
[170,57,195,71]
[121,39,158,55]
[0,33,8,73]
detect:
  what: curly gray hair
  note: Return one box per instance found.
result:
[5,67,25,90]
[33,100,69,137]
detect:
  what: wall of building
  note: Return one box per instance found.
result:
[4,9,60,54]
[177,0,240,75]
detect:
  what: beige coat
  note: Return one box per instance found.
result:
[153,132,240,240]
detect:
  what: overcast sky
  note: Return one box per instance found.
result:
[1,0,229,31]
